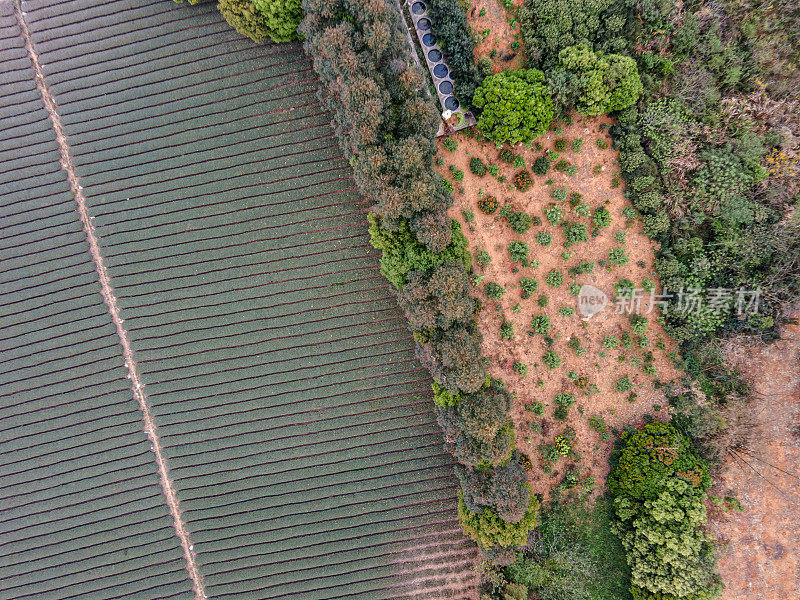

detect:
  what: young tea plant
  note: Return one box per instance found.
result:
[545,270,563,287]
[530,314,551,335]
[508,241,530,264]
[484,282,505,299]
[520,277,539,298]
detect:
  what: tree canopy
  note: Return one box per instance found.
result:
[555,43,643,116]
[472,69,554,145]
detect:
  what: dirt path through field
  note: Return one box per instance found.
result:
[710,324,800,599]
[466,0,526,72]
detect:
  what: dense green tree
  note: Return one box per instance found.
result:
[473,69,554,145]
[218,0,270,42]
[518,0,630,68]
[397,262,475,331]
[416,326,486,393]
[555,44,642,116]
[368,214,471,289]
[608,423,721,600]
[456,384,512,443]
[456,455,533,522]
[458,492,540,548]
[252,0,303,41]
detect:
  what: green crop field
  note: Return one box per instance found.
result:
[0,1,477,599]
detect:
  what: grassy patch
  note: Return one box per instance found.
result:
[505,494,632,600]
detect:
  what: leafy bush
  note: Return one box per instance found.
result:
[500,207,534,234]
[589,416,607,432]
[473,70,554,145]
[521,277,539,298]
[533,155,550,175]
[592,206,612,229]
[545,269,563,287]
[475,249,492,267]
[485,281,506,299]
[614,278,636,298]
[630,314,649,335]
[508,241,530,263]
[554,392,576,408]
[499,148,517,164]
[514,170,533,191]
[470,157,488,176]
[543,350,562,370]
[614,375,633,392]
[558,306,575,317]
[603,335,619,349]
[571,138,583,152]
[608,246,629,267]
[442,137,459,152]
[544,204,563,226]
[536,231,552,247]
[569,260,595,275]
[500,321,515,340]
[477,195,498,214]
[554,159,570,172]
[563,222,589,247]
[530,314,551,335]
[449,165,464,182]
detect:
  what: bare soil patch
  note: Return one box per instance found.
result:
[436,115,682,497]
[466,0,526,73]
[709,325,800,600]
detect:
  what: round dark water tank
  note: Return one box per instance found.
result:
[427,49,442,62]
[411,1,426,14]
[422,33,435,46]
[444,96,459,110]
[438,80,454,94]
[432,64,448,78]
[417,18,431,31]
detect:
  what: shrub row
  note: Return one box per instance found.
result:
[301,0,536,549]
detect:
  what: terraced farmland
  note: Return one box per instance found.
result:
[0,0,477,598]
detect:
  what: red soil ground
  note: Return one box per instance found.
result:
[710,325,800,600]
[466,0,526,73]
[436,114,682,497]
